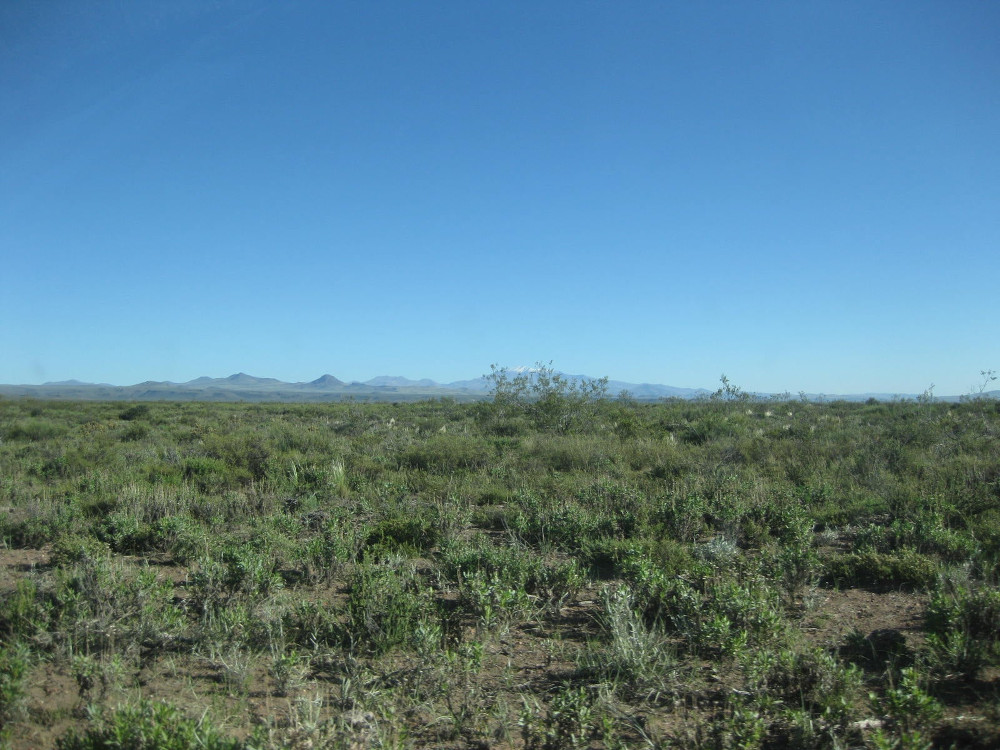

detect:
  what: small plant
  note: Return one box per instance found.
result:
[119,404,150,421]
[879,667,942,732]
[458,568,532,630]
[269,647,309,697]
[708,696,768,750]
[364,514,439,556]
[521,685,597,750]
[72,653,103,702]
[712,374,752,403]
[297,518,362,583]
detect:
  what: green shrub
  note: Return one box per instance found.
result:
[0,514,62,548]
[0,580,49,643]
[458,568,533,629]
[520,684,598,750]
[219,542,284,599]
[56,700,244,750]
[580,585,676,690]
[98,510,160,554]
[853,516,979,563]
[880,667,943,732]
[182,456,234,493]
[744,645,863,722]
[3,419,67,441]
[118,404,150,421]
[50,533,112,566]
[297,517,363,582]
[281,599,343,650]
[154,516,206,564]
[202,432,271,483]
[823,549,938,589]
[397,433,492,472]
[925,583,1000,679]
[840,628,914,672]
[0,640,30,728]
[579,538,645,579]
[651,493,707,544]
[47,559,184,656]
[508,491,611,551]
[479,362,609,436]
[629,560,785,657]
[345,557,436,654]
[119,423,150,442]
[364,514,439,555]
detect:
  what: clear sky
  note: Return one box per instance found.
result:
[2,1,997,395]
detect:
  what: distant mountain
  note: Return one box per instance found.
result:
[2,370,992,403]
[444,371,710,399]
[224,373,280,385]
[366,376,438,388]
[606,380,711,399]
[308,374,345,388]
[445,376,491,391]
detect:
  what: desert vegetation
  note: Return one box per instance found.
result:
[0,370,998,748]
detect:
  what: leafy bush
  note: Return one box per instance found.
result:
[98,510,160,554]
[457,568,533,629]
[507,491,612,551]
[202,432,271,483]
[296,516,363,582]
[853,516,978,563]
[628,560,785,657]
[50,534,112,566]
[479,362,608,435]
[0,517,44,549]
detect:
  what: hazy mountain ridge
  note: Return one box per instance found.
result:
[1,372,994,403]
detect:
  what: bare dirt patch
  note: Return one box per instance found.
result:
[802,586,927,649]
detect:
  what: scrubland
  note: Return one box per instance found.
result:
[1,383,998,748]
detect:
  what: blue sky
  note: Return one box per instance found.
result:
[2,1,997,395]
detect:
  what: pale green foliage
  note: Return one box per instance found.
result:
[481,361,609,434]
[580,585,676,690]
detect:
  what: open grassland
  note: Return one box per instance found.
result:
[1,393,999,749]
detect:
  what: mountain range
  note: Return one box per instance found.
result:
[0,372,993,403]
